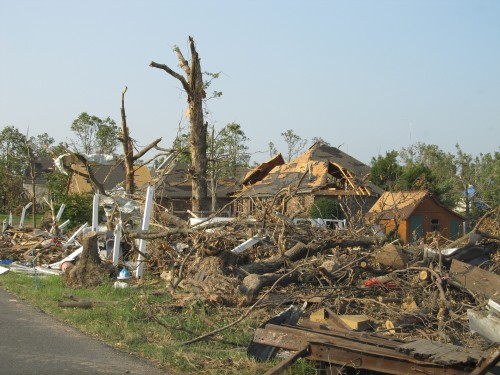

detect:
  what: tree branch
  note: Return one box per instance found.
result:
[133,138,163,161]
[174,46,190,76]
[149,61,192,97]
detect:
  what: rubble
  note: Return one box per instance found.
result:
[1,201,499,374]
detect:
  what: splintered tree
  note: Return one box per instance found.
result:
[119,86,162,195]
[150,36,209,214]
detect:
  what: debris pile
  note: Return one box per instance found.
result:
[1,206,499,373]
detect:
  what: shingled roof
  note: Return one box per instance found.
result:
[367,191,464,221]
[67,160,151,194]
[240,142,383,197]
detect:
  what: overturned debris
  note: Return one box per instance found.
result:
[249,317,499,374]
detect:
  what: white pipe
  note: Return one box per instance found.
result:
[231,236,264,254]
[56,203,66,222]
[19,202,33,229]
[64,222,88,248]
[58,219,70,230]
[135,186,154,278]
[112,221,122,266]
[48,246,83,270]
[8,211,13,226]
[92,193,99,231]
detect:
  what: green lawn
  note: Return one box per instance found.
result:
[0,273,313,374]
[0,213,44,228]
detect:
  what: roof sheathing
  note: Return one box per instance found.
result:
[241,142,377,197]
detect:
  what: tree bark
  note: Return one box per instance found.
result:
[150,36,209,214]
[120,86,135,195]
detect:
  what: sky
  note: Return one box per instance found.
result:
[1,0,499,165]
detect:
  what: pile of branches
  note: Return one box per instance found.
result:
[124,208,499,348]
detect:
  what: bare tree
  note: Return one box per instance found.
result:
[119,86,162,195]
[281,129,307,162]
[150,36,209,214]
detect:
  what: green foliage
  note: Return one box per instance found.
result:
[209,122,250,179]
[70,112,118,154]
[399,163,435,190]
[473,150,500,208]
[0,125,28,175]
[311,136,330,146]
[0,273,276,374]
[370,150,403,191]
[55,193,98,229]
[400,143,458,207]
[0,164,24,211]
[45,169,70,203]
[171,132,191,164]
[310,197,341,219]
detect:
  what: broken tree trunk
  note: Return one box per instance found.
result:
[64,232,114,289]
[241,237,376,275]
[239,272,300,305]
[150,36,209,213]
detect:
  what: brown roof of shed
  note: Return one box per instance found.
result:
[368,191,464,221]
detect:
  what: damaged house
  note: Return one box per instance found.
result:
[367,191,465,244]
[236,142,383,222]
[67,159,152,195]
[155,159,248,219]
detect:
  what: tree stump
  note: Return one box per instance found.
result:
[64,231,114,289]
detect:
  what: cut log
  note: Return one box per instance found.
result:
[242,237,376,275]
[374,243,409,270]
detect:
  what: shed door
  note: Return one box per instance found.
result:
[409,215,424,242]
[450,220,460,240]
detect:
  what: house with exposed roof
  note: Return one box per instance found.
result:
[367,191,464,244]
[155,160,249,219]
[22,157,56,205]
[67,160,152,195]
[236,142,384,221]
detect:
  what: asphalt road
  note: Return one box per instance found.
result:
[0,288,167,375]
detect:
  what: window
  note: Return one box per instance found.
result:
[430,219,439,231]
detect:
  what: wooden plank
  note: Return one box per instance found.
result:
[449,259,500,301]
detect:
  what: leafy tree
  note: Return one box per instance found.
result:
[370,150,402,191]
[281,129,307,162]
[0,126,28,175]
[399,143,458,207]
[211,122,250,179]
[55,193,100,230]
[309,197,341,219]
[311,137,331,146]
[70,112,118,154]
[45,169,69,203]
[268,142,278,158]
[473,150,500,209]
[399,163,436,191]
[25,132,55,227]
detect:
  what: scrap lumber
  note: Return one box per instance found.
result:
[449,259,500,301]
[250,322,498,375]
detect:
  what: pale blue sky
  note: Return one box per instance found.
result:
[1,0,499,164]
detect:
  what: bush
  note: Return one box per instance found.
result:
[309,197,341,219]
[54,193,101,230]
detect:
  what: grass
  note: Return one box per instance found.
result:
[0,213,44,227]
[0,272,315,374]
